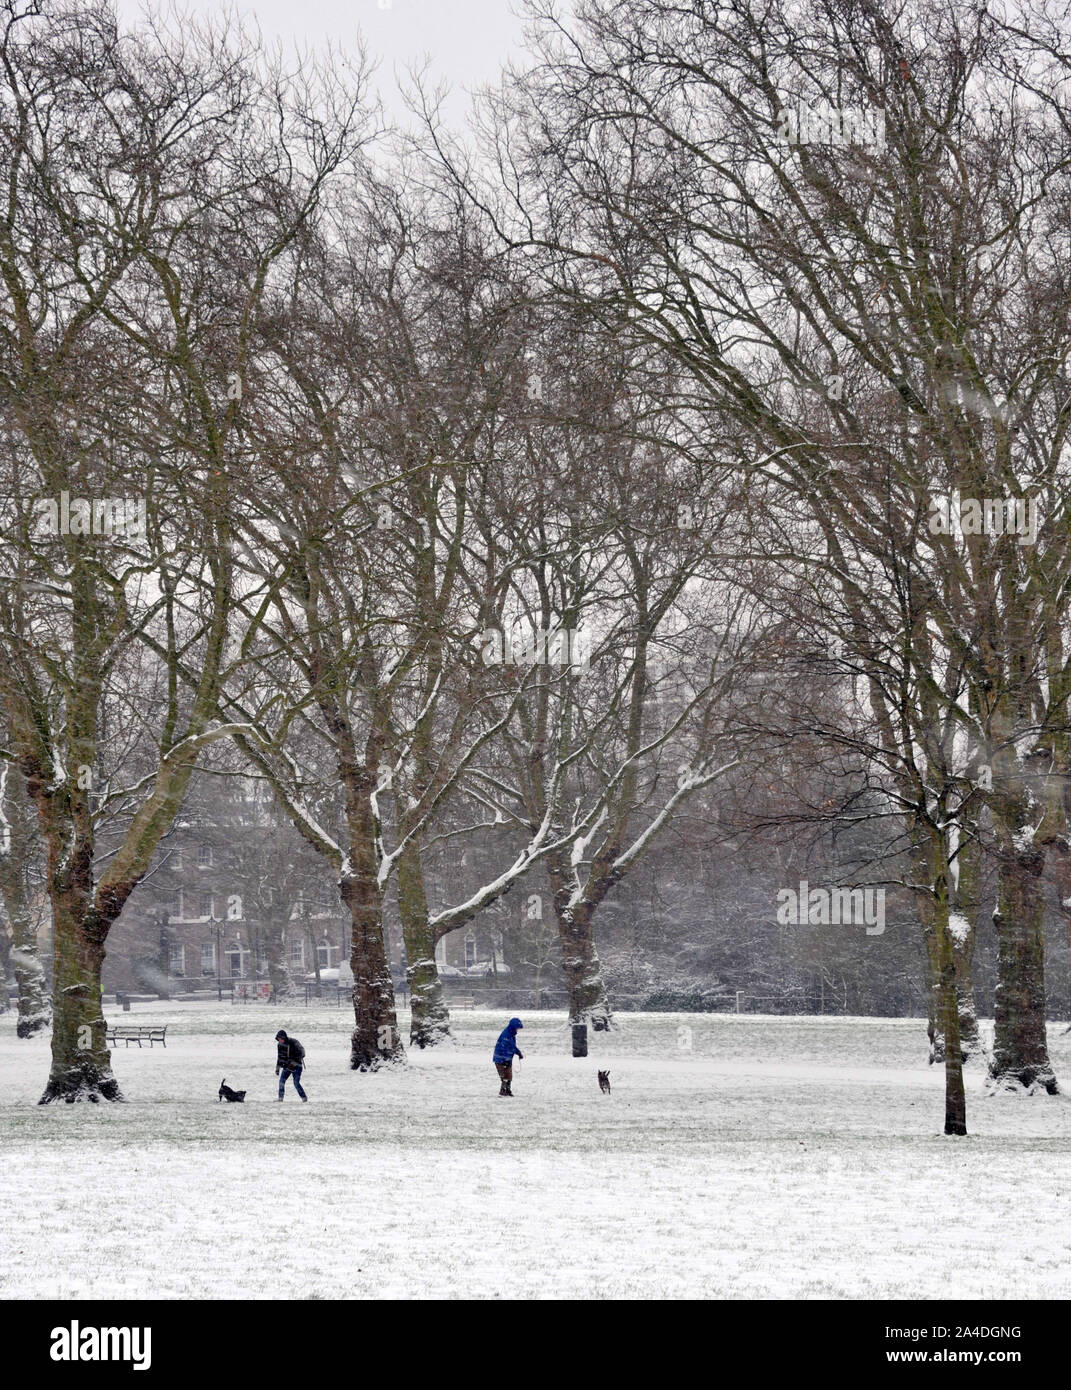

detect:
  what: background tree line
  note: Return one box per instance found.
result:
[2,0,1071,1139]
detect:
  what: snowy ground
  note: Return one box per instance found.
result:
[2,1004,1071,1299]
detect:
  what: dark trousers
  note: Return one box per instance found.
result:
[279,1066,306,1100]
[495,1060,513,1093]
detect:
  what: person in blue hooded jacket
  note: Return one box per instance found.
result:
[493,1017,524,1096]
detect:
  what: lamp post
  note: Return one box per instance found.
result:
[212,914,222,1002]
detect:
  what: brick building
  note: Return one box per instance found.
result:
[96,777,541,998]
[102,780,352,996]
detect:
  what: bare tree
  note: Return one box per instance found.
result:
[0,755,49,1035]
[476,0,1071,1118]
[0,5,365,1099]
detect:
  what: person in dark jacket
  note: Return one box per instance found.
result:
[493,1017,524,1096]
[275,1030,307,1102]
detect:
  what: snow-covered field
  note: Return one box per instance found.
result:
[2,1004,1071,1300]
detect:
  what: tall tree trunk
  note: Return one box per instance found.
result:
[0,924,8,1012]
[555,899,612,1031]
[925,832,980,1064]
[0,787,50,1036]
[934,898,967,1136]
[397,841,451,1048]
[342,851,403,1070]
[3,886,50,1038]
[914,830,967,1132]
[924,830,968,1134]
[950,828,981,1058]
[39,893,119,1103]
[11,927,50,1038]
[1042,832,1071,1026]
[306,913,322,988]
[989,837,1057,1093]
[263,911,292,1001]
[925,934,977,1064]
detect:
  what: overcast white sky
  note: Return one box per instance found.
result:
[114,0,533,130]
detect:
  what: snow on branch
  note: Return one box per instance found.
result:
[611,757,739,878]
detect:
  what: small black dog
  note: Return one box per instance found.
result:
[598,1070,611,1095]
[218,1078,246,1103]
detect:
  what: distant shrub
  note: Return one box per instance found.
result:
[642,988,729,1012]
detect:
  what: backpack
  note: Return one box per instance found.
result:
[290,1038,305,1065]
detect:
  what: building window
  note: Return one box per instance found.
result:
[168,943,185,976]
[170,848,183,872]
[289,938,305,968]
[435,938,446,968]
[464,931,477,968]
[197,843,212,868]
[173,889,185,921]
[201,941,216,975]
[199,893,213,920]
[317,941,330,969]
[225,944,244,980]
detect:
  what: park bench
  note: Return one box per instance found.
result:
[106,1025,168,1048]
[450,996,476,1010]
